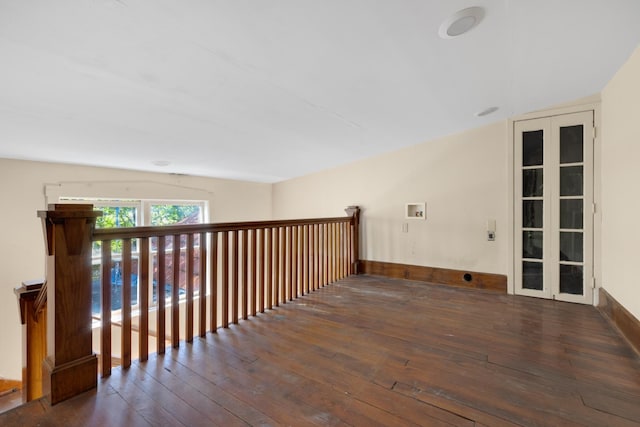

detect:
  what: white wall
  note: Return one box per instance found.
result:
[601,45,640,321]
[0,159,272,380]
[273,122,509,275]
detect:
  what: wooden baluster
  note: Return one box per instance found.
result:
[317,224,321,288]
[335,223,339,281]
[307,225,312,293]
[279,227,286,305]
[337,223,342,280]
[256,228,266,313]
[340,222,349,278]
[344,223,351,277]
[335,223,339,280]
[334,223,338,281]
[344,222,350,276]
[347,223,353,276]
[296,226,302,298]
[157,236,166,354]
[342,221,347,278]
[323,224,328,287]
[327,223,332,285]
[186,233,194,343]
[242,229,249,320]
[122,239,132,368]
[210,232,218,332]
[289,226,295,301]
[232,230,239,324]
[311,225,315,290]
[340,222,347,279]
[295,226,300,297]
[332,223,336,283]
[283,227,288,302]
[303,225,309,295]
[327,224,332,284]
[222,231,229,328]
[101,240,112,377]
[328,223,332,284]
[199,232,208,337]
[273,227,280,307]
[330,223,335,283]
[337,223,342,279]
[319,224,324,287]
[251,228,257,317]
[265,228,272,311]
[139,237,149,362]
[171,234,180,348]
[297,226,302,297]
[316,224,320,290]
[319,224,322,287]
[314,224,319,290]
[346,221,350,277]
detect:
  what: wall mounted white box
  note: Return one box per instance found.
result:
[405,203,426,219]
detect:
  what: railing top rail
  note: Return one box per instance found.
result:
[92,215,354,241]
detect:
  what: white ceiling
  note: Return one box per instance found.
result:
[1,1,640,183]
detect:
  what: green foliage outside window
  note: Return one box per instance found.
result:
[96,206,137,229]
[93,206,137,254]
[151,204,200,225]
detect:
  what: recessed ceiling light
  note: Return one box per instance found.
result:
[151,160,170,167]
[439,7,484,39]
[475,106,499,117]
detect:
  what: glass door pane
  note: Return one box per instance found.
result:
[514,118,550,299]
[557,123,585,297]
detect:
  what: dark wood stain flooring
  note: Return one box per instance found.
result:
[2,275,639,426]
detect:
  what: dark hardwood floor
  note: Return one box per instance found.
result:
[2,275,640,426]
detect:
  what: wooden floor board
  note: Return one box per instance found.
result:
[2,275,639,426]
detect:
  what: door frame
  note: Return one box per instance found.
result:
[507,101,601,306]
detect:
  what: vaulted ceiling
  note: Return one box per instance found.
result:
[2,1,640,183]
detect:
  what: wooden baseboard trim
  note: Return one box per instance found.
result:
[598,288,640,356]
[359,260,507,292]
[0,379,21,395]
[43,354,98,405]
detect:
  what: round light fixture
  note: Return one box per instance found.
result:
[475,106,499,117]
[438,7,484,39]
[151,160,170,167]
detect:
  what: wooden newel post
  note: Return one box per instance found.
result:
[37,204,102,405]
[14,279,46,402]
[345,206,360,274]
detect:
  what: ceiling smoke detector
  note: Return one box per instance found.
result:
[439,7,484,39]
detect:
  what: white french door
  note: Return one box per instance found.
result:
[514,111,594,304]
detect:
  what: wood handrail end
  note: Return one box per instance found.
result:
[14,279,45,325]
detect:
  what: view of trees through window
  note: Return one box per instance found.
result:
[96,206,137,229]
[151,204,201,226]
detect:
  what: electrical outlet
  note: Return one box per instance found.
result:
[402,223,408,233]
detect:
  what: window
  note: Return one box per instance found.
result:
[59,198,207,316]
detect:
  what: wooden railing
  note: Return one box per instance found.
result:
[18,204,360,405]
